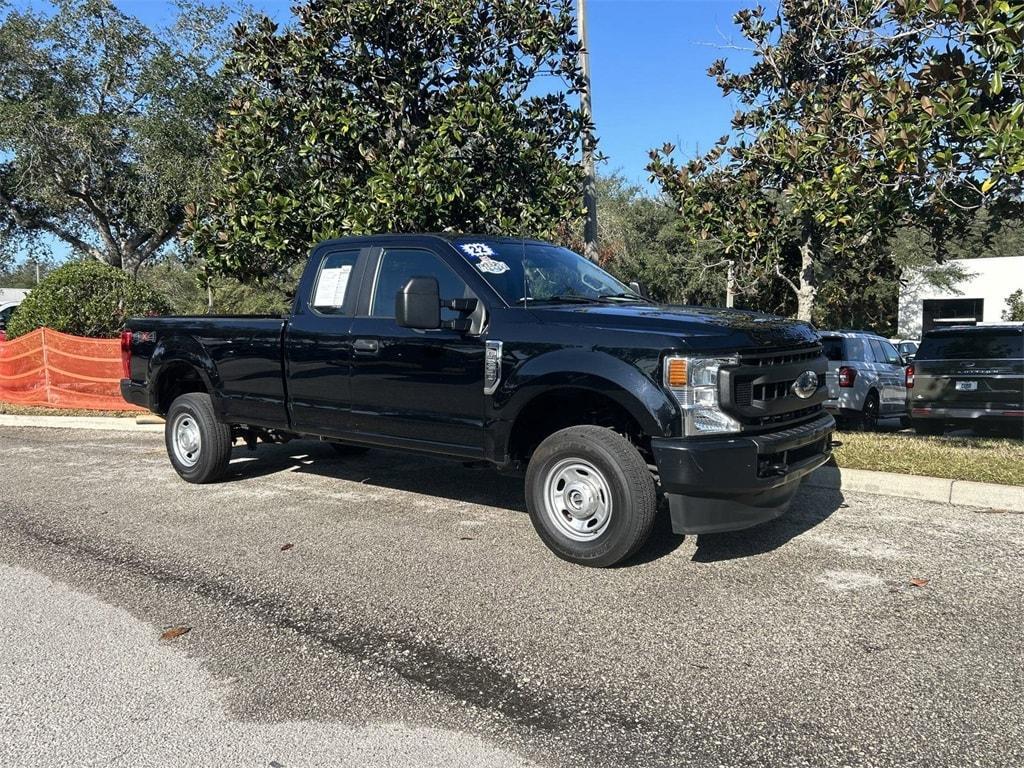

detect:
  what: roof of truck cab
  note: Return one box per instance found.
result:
[313,233,555,248]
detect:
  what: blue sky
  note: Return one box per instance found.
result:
[8,0,757,262]
[118,0,755,186]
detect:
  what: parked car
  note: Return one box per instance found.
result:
[908,324,1024,438]
[0,302,22,342]
[895,339,919,362]
[0,288,30,341]
[820,330,909,429]
[121,234,835,567]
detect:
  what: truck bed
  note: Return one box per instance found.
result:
[129,315,290,429]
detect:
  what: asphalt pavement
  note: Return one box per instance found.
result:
[1,426,1022,767]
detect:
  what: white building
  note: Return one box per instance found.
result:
[898,256,1024,339]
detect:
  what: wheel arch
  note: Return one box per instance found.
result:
[149,337,218,415]
[496,349,677,464]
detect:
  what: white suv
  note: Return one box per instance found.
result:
[821,331,909,429]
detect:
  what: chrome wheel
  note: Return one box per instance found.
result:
[542,458,613,542]
[171,412,202,467]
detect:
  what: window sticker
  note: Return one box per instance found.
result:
[459,242,496,259]
[313,264,352,308]
[476,256,510,274]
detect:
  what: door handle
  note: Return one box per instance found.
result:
[353,338,379,355]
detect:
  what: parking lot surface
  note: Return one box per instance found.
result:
[1,426,1022,767]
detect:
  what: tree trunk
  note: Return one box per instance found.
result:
[796,236,817,322]
[725,260,736,308]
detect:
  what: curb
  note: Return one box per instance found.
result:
[807,465,1024,513]
[0,414,164,433]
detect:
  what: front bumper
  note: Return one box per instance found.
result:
[651,412,835,534]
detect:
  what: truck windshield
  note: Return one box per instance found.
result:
[450,239,643,306]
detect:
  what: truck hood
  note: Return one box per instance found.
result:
[528,303,820,351]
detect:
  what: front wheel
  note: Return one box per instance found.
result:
[525,426,656,567]
[165,392,233,483]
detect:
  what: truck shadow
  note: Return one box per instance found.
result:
[222,441,838,566]
[690,486,845,562]
[225,440,528,513]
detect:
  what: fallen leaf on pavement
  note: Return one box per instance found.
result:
[281,543,294,551]
[160,626,191,641]
[909,578,929,588]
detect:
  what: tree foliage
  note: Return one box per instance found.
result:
[649,0,1024,322]
[0,0,229,272]
[195,0,591,282]
[4,259,170,338]
[1004,289,1024,321]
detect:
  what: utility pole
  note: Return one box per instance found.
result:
[577,0,598,262]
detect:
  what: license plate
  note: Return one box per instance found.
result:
[955,381,978,391]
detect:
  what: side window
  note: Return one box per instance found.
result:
[370,248,472,321]
[310,250,360,315]
[880,340,903,365]
[868,339,886,363]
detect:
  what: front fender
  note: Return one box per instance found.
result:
[494,348,678,441]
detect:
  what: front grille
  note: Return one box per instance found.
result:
[740,347,821,367]
[756,404,822,426]
[724,344,826,429]
[753,380,794,401]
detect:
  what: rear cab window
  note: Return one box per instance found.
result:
[310,250,361,315]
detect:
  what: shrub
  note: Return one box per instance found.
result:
[5,260,171,339]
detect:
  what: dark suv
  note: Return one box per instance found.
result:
[908,325,1024,437]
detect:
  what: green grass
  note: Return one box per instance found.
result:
[832,429,1024,486]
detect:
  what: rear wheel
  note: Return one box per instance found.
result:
[858,392,880,431]
[525,425,656,567]
[165,393,233,483]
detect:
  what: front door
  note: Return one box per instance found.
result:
[346,247,487,456]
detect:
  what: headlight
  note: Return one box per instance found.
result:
[663,355,741,436]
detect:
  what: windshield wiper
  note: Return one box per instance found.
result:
[596,292,649,302]
[517,295,601,305]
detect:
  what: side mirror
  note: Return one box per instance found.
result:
[629,280,645,298]
[395,277,441,330]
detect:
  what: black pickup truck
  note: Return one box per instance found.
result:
[121,234,834,566]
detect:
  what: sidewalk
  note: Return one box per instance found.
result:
[0,414,163,433]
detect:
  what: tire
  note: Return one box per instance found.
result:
[913,420,945,437]
[525,425,656,567]
[858,392,880,431]
[330,442,370,456]
[165,392,233,484]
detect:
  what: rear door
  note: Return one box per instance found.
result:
[345,245,487,457]
[284,245,367,437]
[876,338,907,413]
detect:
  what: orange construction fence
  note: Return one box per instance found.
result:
[0,328,143,411]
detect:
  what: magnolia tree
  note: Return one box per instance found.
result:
[649,0,1024,322]
[194,0,592,281]
[0,0,229,273]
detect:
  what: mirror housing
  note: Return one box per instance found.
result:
[395,277,441,330]
[628,280,645,298]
